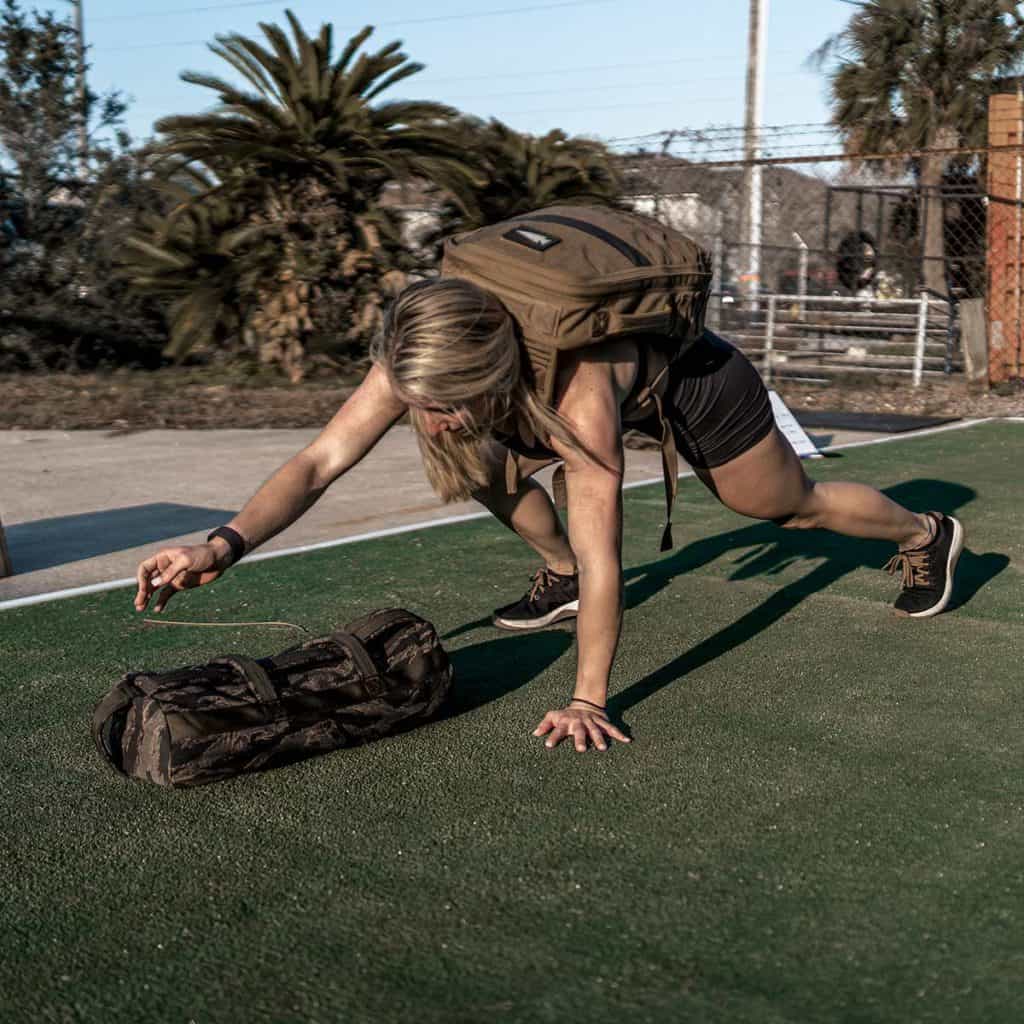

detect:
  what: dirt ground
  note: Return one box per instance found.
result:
[5,368,1024,432]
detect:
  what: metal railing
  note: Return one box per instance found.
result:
[707,292,959,386]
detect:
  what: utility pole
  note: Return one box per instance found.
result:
[61,0,88,177]
[742,0,768,309]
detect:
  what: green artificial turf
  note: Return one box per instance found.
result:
[1,421,1022,1023]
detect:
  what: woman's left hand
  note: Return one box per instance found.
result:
[533,705,631,752]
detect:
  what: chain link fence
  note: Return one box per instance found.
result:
[618,141,1016,384]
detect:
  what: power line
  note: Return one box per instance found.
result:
[415,51,810,86]
[491,96,740,117]
[94,0,616,48]
[669,143,1016,170]
[606,118,933,149]
[92,0,295,20]
[443,71,808,103]
[607,122,837,145]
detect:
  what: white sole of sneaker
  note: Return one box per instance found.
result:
[905,515,964,618]
[492,600,580,632]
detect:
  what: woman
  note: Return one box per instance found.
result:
[134,278,964,754]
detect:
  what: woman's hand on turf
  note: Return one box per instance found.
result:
[533,705,631,752]
[134,544,226,614]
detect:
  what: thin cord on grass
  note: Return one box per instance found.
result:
[142,618,313,635]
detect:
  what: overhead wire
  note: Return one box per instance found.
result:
[93,0,303,20]
[94,0,618,48]
[607,125,839,147]
[442,71,808,103]
[416,51,809,86]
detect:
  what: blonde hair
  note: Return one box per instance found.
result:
[371,278,598,502]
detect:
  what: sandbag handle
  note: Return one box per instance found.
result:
[350,608,418,640]
[212,656,278,704]
[328,631,381,684]
[91,676,142,773]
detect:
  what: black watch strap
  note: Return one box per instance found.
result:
[207,526,246,566]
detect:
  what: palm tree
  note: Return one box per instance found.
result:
[125,11,476,375]
[815,0,1024,295]
[153,11,475,207]
[118,177,270,361]
[428,117,622,242]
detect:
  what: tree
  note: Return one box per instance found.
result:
[0,0,126,225]
[0,0,164,372]
[814,0,1024,295]
[428,117,621,242]
[123,10,476,377]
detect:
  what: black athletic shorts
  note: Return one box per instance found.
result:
[664,329,775,470]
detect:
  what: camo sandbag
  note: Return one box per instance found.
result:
[92,608,452,788]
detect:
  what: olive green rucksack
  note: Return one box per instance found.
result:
[441,205,713,550]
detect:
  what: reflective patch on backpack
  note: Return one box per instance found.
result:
[503,227,561,252]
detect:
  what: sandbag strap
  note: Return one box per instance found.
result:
[213,656,277,705]
[350,608,415,640]
[328,630,381,684]
[653,392,679,552]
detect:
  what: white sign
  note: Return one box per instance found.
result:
[768,390,822,460]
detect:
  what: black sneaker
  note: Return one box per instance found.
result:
[884,511,964,618]
[492,567,580,631]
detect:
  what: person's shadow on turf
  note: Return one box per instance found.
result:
[438,480,1006,723]
[609,478,1007,717]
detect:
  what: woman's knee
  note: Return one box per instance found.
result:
[772,478,825,528]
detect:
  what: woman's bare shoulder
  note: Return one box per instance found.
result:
[553,338,640,411]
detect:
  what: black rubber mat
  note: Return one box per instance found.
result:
[792,411,961,433]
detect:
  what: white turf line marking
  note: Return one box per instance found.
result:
[0,416,1012,613]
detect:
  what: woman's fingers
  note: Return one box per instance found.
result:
[544,723,568,749]
[570,721,588,753]
[134,546,220,613]
[151,583,179,614]
[532,713,556,737]
[533,709,632,750]
[135,556,159,610]
[597,718,631,744]
[585,720,608,752]
[151,554,192,591]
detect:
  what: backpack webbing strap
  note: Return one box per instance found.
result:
[552,464,568,510]
[653,392,679,552]
[505,448,520,497]
[213,656,277,705]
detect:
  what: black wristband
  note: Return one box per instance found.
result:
[207,526,246,566]
[570,696,606,712]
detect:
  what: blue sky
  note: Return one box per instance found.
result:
[60,0,855,152]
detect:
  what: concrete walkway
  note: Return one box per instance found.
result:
[0,424,881,604]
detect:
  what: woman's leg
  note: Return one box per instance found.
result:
[472,444,577,574]
[697,424,935,549]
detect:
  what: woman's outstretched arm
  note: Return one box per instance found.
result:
[134,363,406,613]
[533,353,632,751]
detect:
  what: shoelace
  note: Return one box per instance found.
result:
[532,569,557,598]
[883,549,932,589]
[529,568,557,602]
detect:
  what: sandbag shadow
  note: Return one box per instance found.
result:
[440,630,574,722]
